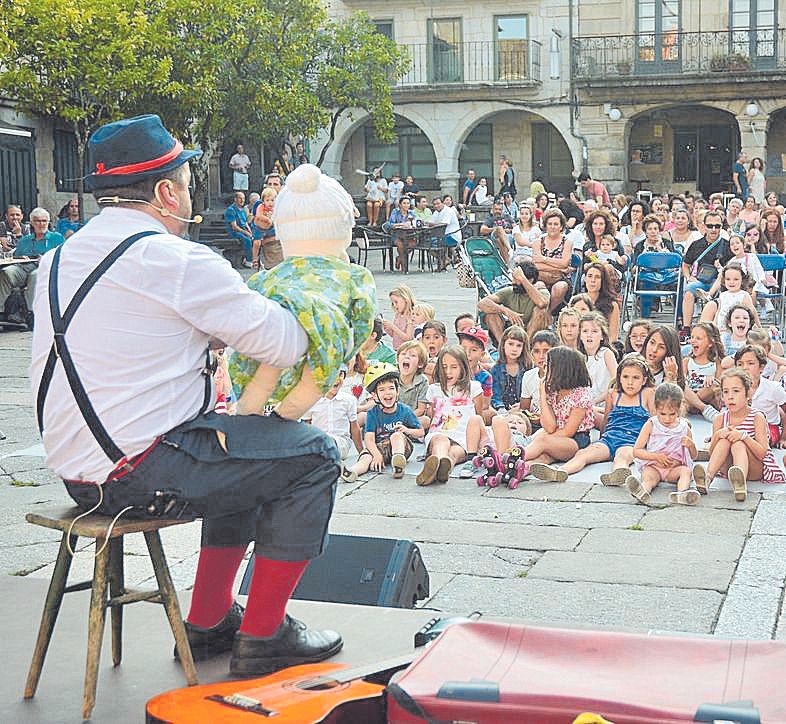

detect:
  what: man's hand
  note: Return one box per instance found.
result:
[506,308,525,327]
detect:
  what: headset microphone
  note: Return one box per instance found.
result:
[97,196,202,224]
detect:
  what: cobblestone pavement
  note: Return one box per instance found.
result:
[3,256,786,640]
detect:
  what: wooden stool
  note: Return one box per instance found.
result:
[23,505,198,720]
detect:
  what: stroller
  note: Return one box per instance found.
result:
[457,236,512,305]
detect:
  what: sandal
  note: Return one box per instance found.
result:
[728,465,747,502]
[625,475,653,506]
[340,466,358,484]
[600,467,630,486]
[391,453,407,479]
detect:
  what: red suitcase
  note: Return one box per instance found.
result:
[386,621,786,723]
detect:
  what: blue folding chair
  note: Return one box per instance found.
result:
[757,254,786,329]
[630,251,682,327]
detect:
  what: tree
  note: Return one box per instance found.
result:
[311,14,410,167]
[0,0,172,220]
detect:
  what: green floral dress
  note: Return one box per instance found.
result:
[229,256,376,404]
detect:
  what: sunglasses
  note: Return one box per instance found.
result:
[705,224,722,229]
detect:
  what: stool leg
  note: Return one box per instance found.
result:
[144,531,198,686]
[108,537,124,667]
[24,532,78,699]
[82,537,110,721]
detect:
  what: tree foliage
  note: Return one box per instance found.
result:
[0,0,409,215]
[0,0,171,217]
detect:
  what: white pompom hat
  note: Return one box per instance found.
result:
[273,164,355,244]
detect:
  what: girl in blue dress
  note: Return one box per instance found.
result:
[534,353,656,484]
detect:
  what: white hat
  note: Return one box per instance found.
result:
[273,164,355,244]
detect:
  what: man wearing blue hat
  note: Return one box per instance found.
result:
[28,115,343,677]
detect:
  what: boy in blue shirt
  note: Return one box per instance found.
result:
[340,363,423,482]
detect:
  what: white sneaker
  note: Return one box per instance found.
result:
[241,259,253,268]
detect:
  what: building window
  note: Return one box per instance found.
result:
[365,119,437,189]
[373,20,394,41]
[637,0,680,67]
[495,15,529,81]
[53,129,80,193]
[731,0,776,61]
[428,18,462,82]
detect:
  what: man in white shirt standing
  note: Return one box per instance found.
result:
[229,143,251,192]
[29,115,342,679]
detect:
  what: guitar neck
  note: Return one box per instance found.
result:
[301,652,417,690]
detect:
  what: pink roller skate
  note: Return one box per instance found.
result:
[501,446,529,489]
[473,445,502,487]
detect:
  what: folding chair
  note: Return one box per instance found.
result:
[757,254,786,329]
[629,251,682,327]
[570,252,583,295]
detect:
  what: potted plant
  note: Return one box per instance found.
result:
[710,54,728,72]
[616,60,632,75]
[727,52,752,71]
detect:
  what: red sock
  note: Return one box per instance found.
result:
[240,557,308,638]
[187,545,246,628]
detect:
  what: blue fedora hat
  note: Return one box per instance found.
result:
[86,114,202,191]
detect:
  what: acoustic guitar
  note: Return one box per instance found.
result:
[145,653,415,723]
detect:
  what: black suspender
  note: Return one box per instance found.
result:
[36,231,214,469]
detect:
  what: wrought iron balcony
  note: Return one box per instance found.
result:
[395,39,541,88]
[573,28,784,81]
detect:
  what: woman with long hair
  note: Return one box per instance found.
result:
[664,207,701,253]
[760,209,785,254]
[533,192,549,224]
[511,204,540,259]
[583,262,621,341]
[620,199,649,246]
[739,195,760,225]
[747,157,766,205]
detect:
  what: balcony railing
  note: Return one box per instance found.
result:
[395,39,541,87]
[574,28,785,81]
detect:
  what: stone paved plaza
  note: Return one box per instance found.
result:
[3,257,786,641]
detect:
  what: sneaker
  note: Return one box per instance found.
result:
[693,464,709,495]
[175,600,244,662]
[436,457,453,483]
[391,453,407,479]
[340,466,358,484]
[458,460,476,478]
[229,615,343,677]
[625,475,653,506]
[241,258,254,268]
[600,467,630,486]
[528,463,568,482]
[702,405,720,422]
[728,465,747,502]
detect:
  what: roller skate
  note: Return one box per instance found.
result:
[473,445,503,487]
[500,446,529,489]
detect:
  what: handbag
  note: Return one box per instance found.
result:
[695,262,717,285]
[455,258,476,288]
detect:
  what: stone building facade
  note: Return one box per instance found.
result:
[314,0,786,201]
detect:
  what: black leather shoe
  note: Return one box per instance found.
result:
[229,615,343,677]
[174,601,244,662]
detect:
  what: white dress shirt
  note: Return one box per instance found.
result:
[29,208,308,482]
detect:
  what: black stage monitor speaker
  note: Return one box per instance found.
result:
[239,534,430,608]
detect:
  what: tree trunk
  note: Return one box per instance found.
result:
[315,106,347,168]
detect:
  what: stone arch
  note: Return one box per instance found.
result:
[448,104,578,195]
[317,107,444,182]
[624,103,740,197]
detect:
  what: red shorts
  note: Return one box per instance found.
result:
[768,423,781,447]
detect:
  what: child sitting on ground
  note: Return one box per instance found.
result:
[538,353,656,485]
[422,320,448,383]
[457,326,494,425]
[397,340,430,430]
[693,368,786,502]
[341,363,424,482]
[383,284,417,350]
[417,345,487,486]
[519,329,559,431]
[623,318,652,355]
[626,383,699,506]
[556,306,581,350]
[578,311,618,409]
[361,317,398,365]
[411,303,435,340]
[734,344,786,448]
[304,366,362,461]
[682,322,723,419]
[490,325,531,415]
[747,328,786,382]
